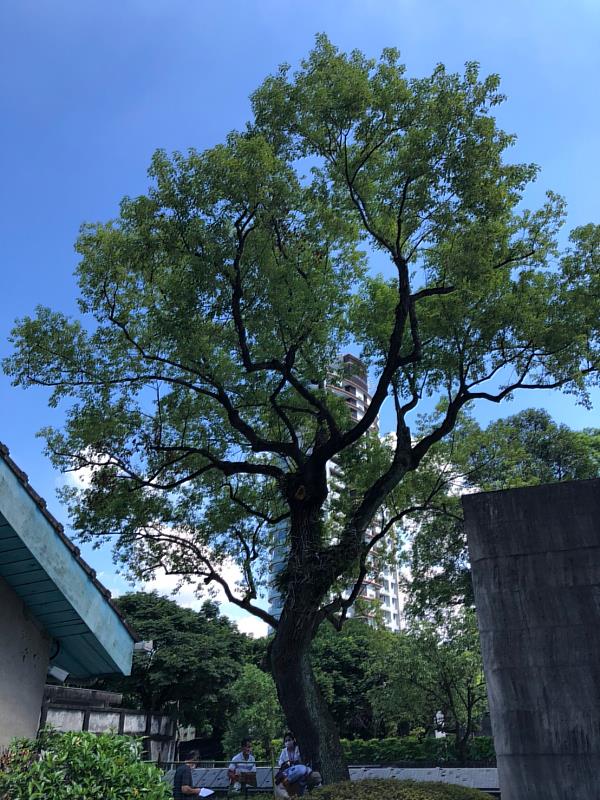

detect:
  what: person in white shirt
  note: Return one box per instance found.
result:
[277,732,301,768]
[227,739,256,792]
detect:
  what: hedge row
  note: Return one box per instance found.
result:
[311,778,491,800]
[339,736,495,765]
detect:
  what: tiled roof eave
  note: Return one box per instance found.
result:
[0,442,139,643]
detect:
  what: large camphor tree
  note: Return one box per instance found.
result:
[5,37,599,782]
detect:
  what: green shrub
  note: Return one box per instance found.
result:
[466,737,495,763]
[273,736,496,767]
[0,729,170,800]
[311,778,491,800]
[340,736,495,765]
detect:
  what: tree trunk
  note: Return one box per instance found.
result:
[269,472,357,784]
[455,723,469,765]
[270,608,349,785]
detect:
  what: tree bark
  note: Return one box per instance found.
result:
[267,473,358,784]
[270,607,349,784]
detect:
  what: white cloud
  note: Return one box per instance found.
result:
[82,520,272,638]
[60,450,105,490]
[65,464,96,488]
[139,558,244,606]
[136,561,270,638]
[233,614,269,639]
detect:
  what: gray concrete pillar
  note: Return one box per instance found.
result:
[462,479,600,800]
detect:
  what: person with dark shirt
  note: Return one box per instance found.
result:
[173,754,212,799]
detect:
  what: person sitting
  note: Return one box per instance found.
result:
[173,753,213,799]
[277,732,301,767]
[274,763,321,797]
[227,738,256,793]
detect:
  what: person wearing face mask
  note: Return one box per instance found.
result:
[277,732,301,768]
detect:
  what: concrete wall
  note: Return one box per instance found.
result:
[0,576,51,747]
[43,705,176,763]
[463,479,600,800]
[163,766,499,793]
[43,684,122,708]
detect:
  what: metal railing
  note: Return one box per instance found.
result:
[161,759,277,796]
[162,759,273,770]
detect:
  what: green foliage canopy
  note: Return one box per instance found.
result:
[368,610,486,762]
[96,592,247,738]
[311,619,397,739]
[401,409,600,615]
[221,664,284,759]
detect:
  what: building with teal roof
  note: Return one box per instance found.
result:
[0,442,137,747]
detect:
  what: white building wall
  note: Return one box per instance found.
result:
[375,565,406,632]
[0,576,51,747]
[334,357,406,633]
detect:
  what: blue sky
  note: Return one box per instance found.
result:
[1,0,598,634]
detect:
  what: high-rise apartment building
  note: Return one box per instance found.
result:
[328,355,405,632]
[267,354,406,632]
[330,353,371,422]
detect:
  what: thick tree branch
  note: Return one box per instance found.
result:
[322,475,450,628]
[137,528,278,629]
[224,481,290,525]
[99,281,300,462]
